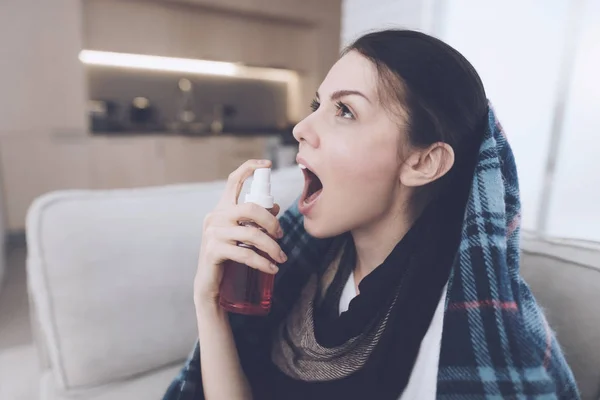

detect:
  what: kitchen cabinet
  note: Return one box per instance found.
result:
[84,0,176,57]
[0,135,269,231]
[162,136,222,183]
[216,136,270,177]
[83,0,312,71]
[162,136,269,183]
[89,137,166,189]
[165,0,341,25]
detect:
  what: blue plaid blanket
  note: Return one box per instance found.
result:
[164,105,579,399]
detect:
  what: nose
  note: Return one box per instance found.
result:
[292,114,320,148]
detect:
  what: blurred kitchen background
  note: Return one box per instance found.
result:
[0,0,599,399]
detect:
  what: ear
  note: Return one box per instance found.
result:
[399,143,455,187]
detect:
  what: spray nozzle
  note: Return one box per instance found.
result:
[245,168,274,208]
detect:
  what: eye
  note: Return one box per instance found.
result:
[335,101,355,120]
[310,99,320,112]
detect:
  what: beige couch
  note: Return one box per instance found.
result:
[25,167,600,399]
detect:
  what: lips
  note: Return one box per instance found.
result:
[297,158,323,214]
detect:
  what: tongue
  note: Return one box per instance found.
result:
[305,187,322,203]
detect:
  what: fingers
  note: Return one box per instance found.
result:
[221,159,272,206]
[269,203,281,217]
[217,242,280,274]
[219,225,287,264]
[204,203,282,239]
[234,203,282,238]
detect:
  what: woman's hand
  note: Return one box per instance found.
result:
[194,159,287,309]
[193,159,283,400]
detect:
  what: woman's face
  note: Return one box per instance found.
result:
[293,51,408,238]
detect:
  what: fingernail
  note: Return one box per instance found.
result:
[259,159,270,165]
[276,227,284,238]
[280,251,287,262]
[270,263,279,272]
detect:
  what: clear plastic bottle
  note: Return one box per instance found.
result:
[219,168,276,316]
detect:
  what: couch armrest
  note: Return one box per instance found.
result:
[521,233,600,400]
[25,167,303,391]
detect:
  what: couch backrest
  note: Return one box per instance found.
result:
[27,166,599,397]
[26,167,304,390]
[520,234,600,400]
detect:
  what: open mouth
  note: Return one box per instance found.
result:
[299,163,323,206]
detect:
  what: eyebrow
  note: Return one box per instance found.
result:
[316,90,371,104]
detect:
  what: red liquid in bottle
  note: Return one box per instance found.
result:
[219,223,276,316]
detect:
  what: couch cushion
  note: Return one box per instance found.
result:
[26,167,304,390]
[520,233,600,400]
[41,363,183,400]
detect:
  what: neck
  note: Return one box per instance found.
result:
[350,201,415,286]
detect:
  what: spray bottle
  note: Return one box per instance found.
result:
[219,168,276,316]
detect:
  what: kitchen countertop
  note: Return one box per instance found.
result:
[91,127,292,137]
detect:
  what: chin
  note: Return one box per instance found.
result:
[302,217,342,239]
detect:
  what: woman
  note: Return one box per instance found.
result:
[164,30,579,399]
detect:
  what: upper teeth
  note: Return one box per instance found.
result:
[298,163,307,169]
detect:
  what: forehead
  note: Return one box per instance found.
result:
[318,51,378,100]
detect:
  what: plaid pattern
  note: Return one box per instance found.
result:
[163,105,579,399]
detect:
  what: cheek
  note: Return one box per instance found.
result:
[309,142,398,237]
[329,137,399,188]
[304,133,400,237]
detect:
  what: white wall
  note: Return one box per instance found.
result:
[0,0,87,137]
[0,0,87,241]
[546,0,600,240]
[439,0,571,231]
[341,0,435,46]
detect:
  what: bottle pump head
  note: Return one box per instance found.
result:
[245,168,274,208]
